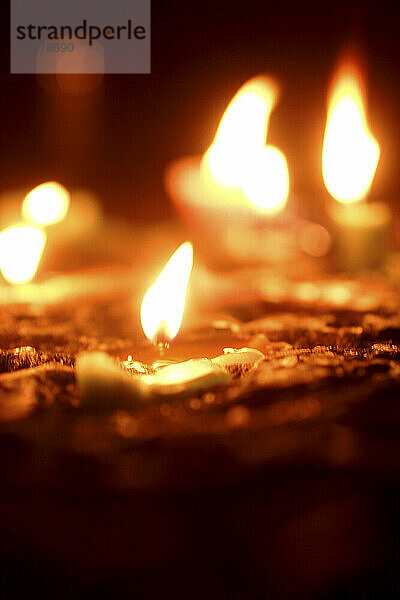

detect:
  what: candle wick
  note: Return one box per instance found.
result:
[153,323,171,357]
[157,341,170,357]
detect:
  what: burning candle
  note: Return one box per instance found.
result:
[165,76,292,268]
[0,182,72,298]
[322,63,391,271]
[140,241,193,349]
[0,182,132,306]
[0,181,102,271]
[77,241,264,408]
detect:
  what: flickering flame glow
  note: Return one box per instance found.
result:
[205,77,277,186]
[202,76,289,213]
[22,182,70,226]
[141,242,193,344]
[322,70,380,203]
[0,225,46,284]
[241,147,289,213]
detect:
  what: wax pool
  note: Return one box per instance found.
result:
[77,347,265,409]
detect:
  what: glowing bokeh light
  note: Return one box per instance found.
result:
[22,182,70,226]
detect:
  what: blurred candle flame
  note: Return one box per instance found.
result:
[0,225,46,284]
[322,68,380,203]
[22,182,70,226]
[241,146,289,213]
[202,76,289,213]
[141,242,193,345]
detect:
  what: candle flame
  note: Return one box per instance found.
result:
[322,68,380,203]
[0,225,46,284]
[241,146,289,213]
[202,76,289,213]
[22,182,70,226]
[141,242,193,344]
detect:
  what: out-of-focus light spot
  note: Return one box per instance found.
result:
[111,411,138,439]
[294,282,320,303]
[0,225,46,284]
[225,405,251,428]
[322,282,353,306]
[297,221,332,257]
[23,182,70,226]
[36,39,104,95]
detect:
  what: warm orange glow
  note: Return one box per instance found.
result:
[22,182,70,226]
[140,242,193,344]
[201,76,289,213]
[322,69,380,203]
[0,225,46,284]
[241,146,289,213]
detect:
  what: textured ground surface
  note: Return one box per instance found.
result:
[1,270,400,599]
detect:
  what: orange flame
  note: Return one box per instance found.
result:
[201,76,289,214]
[140,242,193,344]
[322,67,380,203]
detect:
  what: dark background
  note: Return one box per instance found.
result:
[0,0,399,222]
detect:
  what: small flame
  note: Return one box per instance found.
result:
[201,76,289,213]
[322,68,380,203]
[22,182,70,226]
[141,242,193,345]
[0,225,46,284]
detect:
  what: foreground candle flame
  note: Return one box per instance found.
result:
[141,242,193,345]
[0,225,46,284]
[202,76,289,213]
[322,68,380,203]
[22,181,70,226]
